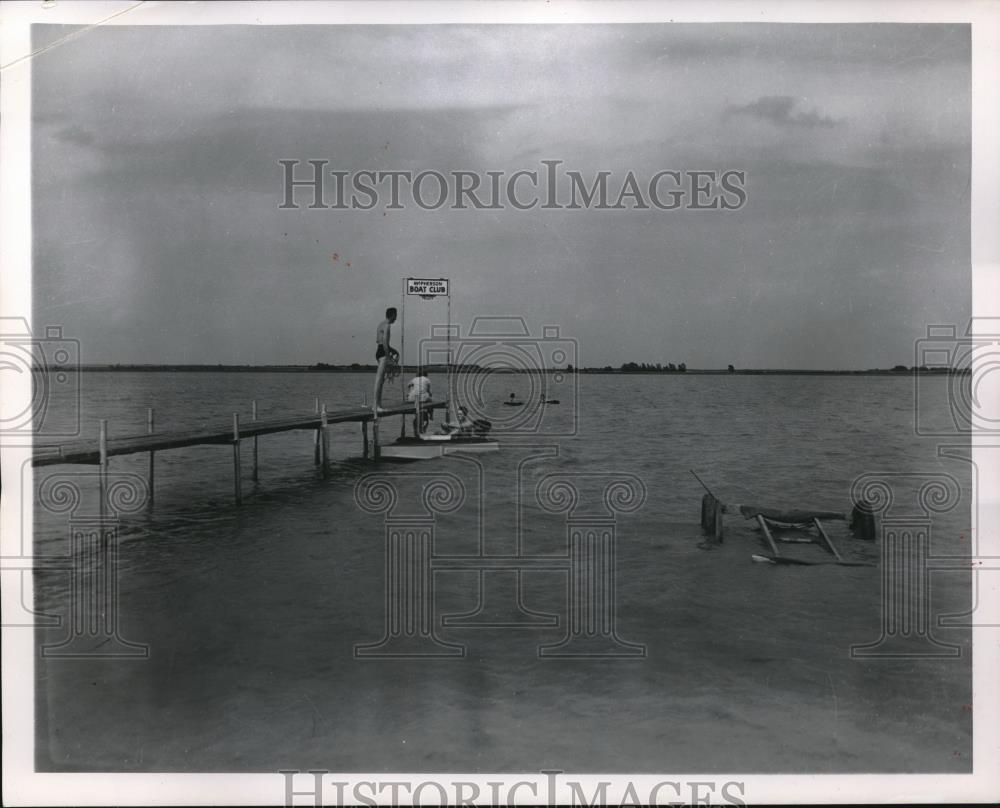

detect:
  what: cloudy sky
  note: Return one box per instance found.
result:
[32,23,970,368]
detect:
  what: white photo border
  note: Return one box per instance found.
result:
[2,1,998,805]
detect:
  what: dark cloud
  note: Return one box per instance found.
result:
[620,23,970,68]
[36,104,528,197]
[727,95,841,129]
[51,125,95,147]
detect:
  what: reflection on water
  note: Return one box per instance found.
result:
[33,372,972,772]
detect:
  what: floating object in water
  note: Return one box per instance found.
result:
[690,471,858,567]
[542,399,559,404]
[739,504,845,526]
[850,502,880,540]
[379,434,499,461]
[700,493,725,542]
[750,552,875,568]
[752,553,812,566]
[503,400,524,407]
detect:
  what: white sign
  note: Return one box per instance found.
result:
[407,278,449,297]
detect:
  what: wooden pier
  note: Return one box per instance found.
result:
[33,399,450,505]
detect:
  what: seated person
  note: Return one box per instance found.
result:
[439,405,474,435]
[406,371,432,434]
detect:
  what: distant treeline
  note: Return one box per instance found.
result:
[57,363,971,375]
[601,363,967,375]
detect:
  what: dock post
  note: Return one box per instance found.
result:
[146,407,155,509]
[368,390,381,458]
[313,397,321,464]
[251,399,259,482]
[98,419,109,519]
[232,413,242,505]
[361,394,369,458]
[320,404,329,475]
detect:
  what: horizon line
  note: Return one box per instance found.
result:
[42,363,968,375]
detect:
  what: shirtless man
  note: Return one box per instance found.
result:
[373,307,399,413]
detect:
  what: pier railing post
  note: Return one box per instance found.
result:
[361,393,369,458]
[146,407,154,509]
[98,419,109,519]
[320,404,329,475]
[251,399,259,482]
[368,391,381,459]
[232,413,242,505]
[313,397,321,464]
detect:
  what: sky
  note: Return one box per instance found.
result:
[31,23,970,369]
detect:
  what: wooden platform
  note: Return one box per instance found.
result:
[33,400,450,467]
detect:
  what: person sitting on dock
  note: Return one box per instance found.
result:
[406,369,433,434]
[373,307,399,414]
[440,405,473,435]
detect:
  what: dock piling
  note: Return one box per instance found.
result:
[146,408,155,508]
[361,393,369,458]
[34,401,449,499]
[313,397,321,464]
[99,419,109,518]
[320,404,329,474]
[251,399,259,482]
[232,413,242,505]
[369,390,381,459]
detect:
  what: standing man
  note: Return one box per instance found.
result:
[374,307,399,413]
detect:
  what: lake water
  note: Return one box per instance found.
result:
[32,372,973,773]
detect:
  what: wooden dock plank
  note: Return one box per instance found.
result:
[33,400,449,466]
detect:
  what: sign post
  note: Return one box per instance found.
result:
[401,277,453,429]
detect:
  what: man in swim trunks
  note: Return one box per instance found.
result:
[373,307,399,413]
